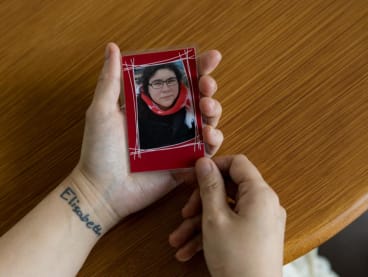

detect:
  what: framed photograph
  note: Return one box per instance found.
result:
[122,48,205,172]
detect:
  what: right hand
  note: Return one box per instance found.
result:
[169,155,287,277]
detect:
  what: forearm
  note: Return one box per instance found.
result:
[0,170,118,277]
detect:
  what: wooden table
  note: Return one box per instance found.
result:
[1,0,367,276]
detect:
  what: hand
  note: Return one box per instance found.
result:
[70,43,223,232]
[169,155,286,277]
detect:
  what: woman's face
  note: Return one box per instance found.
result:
[148,69,179,110]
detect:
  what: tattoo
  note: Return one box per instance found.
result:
[60,187,102,236]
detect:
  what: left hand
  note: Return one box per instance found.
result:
[71,43,223,232]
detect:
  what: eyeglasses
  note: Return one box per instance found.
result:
[149,77,178,89]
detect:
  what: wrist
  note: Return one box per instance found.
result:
[0,174,116,276]
[59,168,121,236]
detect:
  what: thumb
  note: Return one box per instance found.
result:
[195,157,229,217]
[93,42,121,113]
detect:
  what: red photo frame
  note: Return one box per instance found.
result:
[122,48,205,172]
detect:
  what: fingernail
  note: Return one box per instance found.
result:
[181,203,190,217]
[105,44,111,59]
[209,99,215,111]
[199,159,213,176]
[175,252,188,262]
[211,78,218,91]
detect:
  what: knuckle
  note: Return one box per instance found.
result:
[212,98,219,108]
[85,103,110,122]
[216,101,223,116]
[202,179,219,193]
[266,187,280,205]
[98,72,120,87]
[257,186,280,206]
[210,129,223,146]
[217,129,224,141]
[211,77,218,91]
[203,212,227,228]
[234,154,249,162]
[279,206,287,221]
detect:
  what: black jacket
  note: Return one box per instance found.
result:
[138,97,195,149]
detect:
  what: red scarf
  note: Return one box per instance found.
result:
[140,83,193,116]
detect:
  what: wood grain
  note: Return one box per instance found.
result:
[0,0,367,275]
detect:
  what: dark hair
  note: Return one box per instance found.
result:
[141,63,182,95]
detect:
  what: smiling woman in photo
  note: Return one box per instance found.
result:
[137,63,195,149]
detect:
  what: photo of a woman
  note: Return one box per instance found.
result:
[136,62,195,149]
